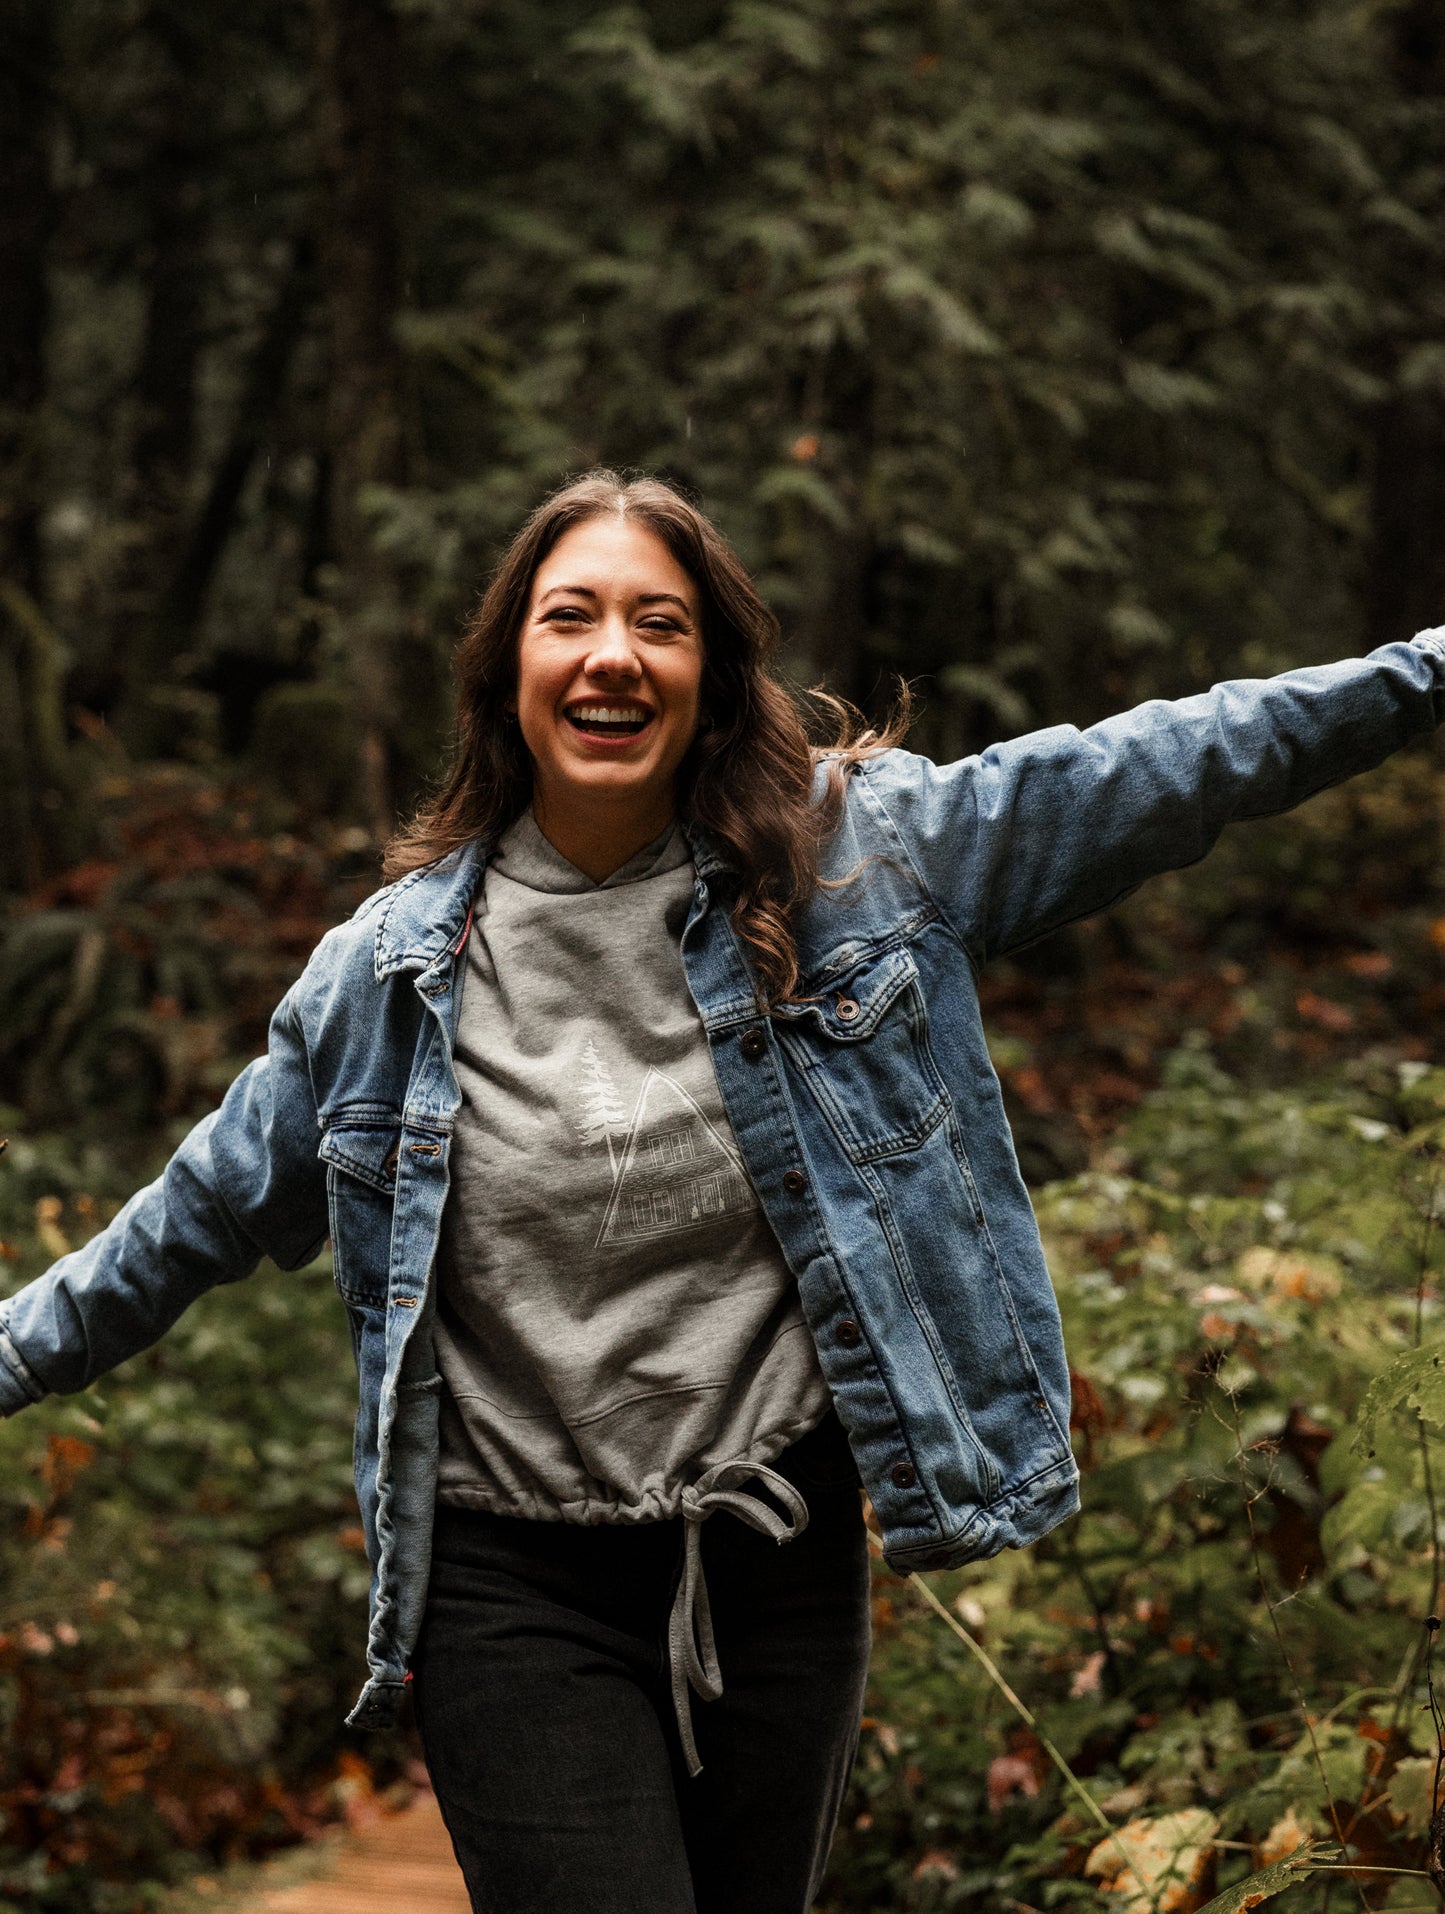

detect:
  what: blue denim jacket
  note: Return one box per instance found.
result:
[3,635,1442,1728]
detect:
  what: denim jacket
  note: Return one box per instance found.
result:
[3,635,1442,1729]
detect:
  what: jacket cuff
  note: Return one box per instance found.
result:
[1411,627,1445,664]
[0,1320,48,1415]
[345,1677,408,1730]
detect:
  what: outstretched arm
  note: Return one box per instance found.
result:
[0,987,328,1413]
[861,632,1445,966]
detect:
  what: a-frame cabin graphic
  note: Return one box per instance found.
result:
[595,1069,754,1248]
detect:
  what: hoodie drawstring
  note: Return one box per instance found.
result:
[666,1458,810,1777]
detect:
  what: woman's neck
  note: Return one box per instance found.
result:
[530,789,678,884]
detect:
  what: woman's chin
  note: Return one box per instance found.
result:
[540,762,677,814]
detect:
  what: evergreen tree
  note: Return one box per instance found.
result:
[575,1035,628,1178]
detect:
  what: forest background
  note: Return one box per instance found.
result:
[2,1,1445,1909]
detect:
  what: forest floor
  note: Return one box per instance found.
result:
[159,1792,468,1914]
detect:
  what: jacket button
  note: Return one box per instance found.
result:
[835,996,861,1022]
[740,1027,767,1060]
[782,1168,806,1194]
[891,1461,916,1489]
[836,1318,862,1347]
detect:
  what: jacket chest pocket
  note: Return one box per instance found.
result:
[318,1118,401,1306]
[772,946,950,1161]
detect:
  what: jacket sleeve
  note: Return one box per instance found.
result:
[861,632,1445,967]
[0,984,329,1415]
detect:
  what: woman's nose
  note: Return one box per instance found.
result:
[585,616,643,678]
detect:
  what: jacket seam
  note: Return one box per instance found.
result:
[855,760,984,982]
[205,1161,281,1266]
[717,900,936,1511]
[884,1452,1080,1562]
[967,649,1444,965]
[858,1160,1003,1505]
[373,862,440,973]
[212,994,328,1271]
[372,841,490,978]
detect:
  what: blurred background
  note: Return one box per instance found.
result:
[2,3,1445,1910]
[5,0,1445,872]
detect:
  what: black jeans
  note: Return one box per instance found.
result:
[410,1410,873,1914]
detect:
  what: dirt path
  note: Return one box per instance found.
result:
[230,1792,469,1914]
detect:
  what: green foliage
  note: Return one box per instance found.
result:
[1356,1346,1445,1457]
[817,1054,1445,1911]
[4,1043,1445,1907]
[3,2,1445,1905]
[379,0,1445,751]
[9,0,1445,875]
[5,829,1445,1906]
[1192,1843,1341,1914]
[0,1138,380,1910]
[0,768,375,1135]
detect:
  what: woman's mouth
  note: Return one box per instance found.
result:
[563,701,654,740]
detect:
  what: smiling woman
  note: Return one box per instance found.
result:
[383,470,895,1002]
[3,467,1444,1914]
[508,516,707,881]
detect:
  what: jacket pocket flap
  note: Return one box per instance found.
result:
[319,1123,400,1193]
[774,945,917,1042]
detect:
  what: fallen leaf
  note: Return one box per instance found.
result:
[1386,1755,1435,1831]
[912,1848,959,1880]
[1070,1650,1106,1697]
[1257,1805,1311,1866]
[1296,990,1354,1031]
[988,1753,1041,1815]
[1086,1808,1218,1914]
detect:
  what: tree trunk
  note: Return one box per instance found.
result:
[801,526,874,711]
[0,0,57,892]
[156,232,315,662]
[112,3,210,753]
[1366,1,1445,650]
[1365,393,1445,651]
[312,0,407,837]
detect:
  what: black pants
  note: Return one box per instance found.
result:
[410,1410,873,1914]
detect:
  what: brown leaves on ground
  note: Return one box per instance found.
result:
[1086,1809,1219,1914]
[988,1730,1049,1815]
[1256,1807,1311,1867]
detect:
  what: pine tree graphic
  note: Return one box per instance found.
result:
[574,1036,627,1179]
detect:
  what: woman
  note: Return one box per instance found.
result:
[1,470,1442,1913]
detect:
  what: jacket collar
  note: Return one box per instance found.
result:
[680,815,730,882]
[371,816,731,981]
[372,837,492,981]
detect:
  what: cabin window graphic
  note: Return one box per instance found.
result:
[597,1071,755,1247]
[648,1129,694,1170]
[630,1189,679,1231]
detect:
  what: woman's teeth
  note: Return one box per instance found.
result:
[566,706,650,735]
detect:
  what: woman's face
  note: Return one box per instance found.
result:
[513,514,706,831]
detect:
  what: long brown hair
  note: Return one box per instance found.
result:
[384,470,905,1003]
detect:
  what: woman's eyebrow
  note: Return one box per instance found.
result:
[536,585,694,614]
